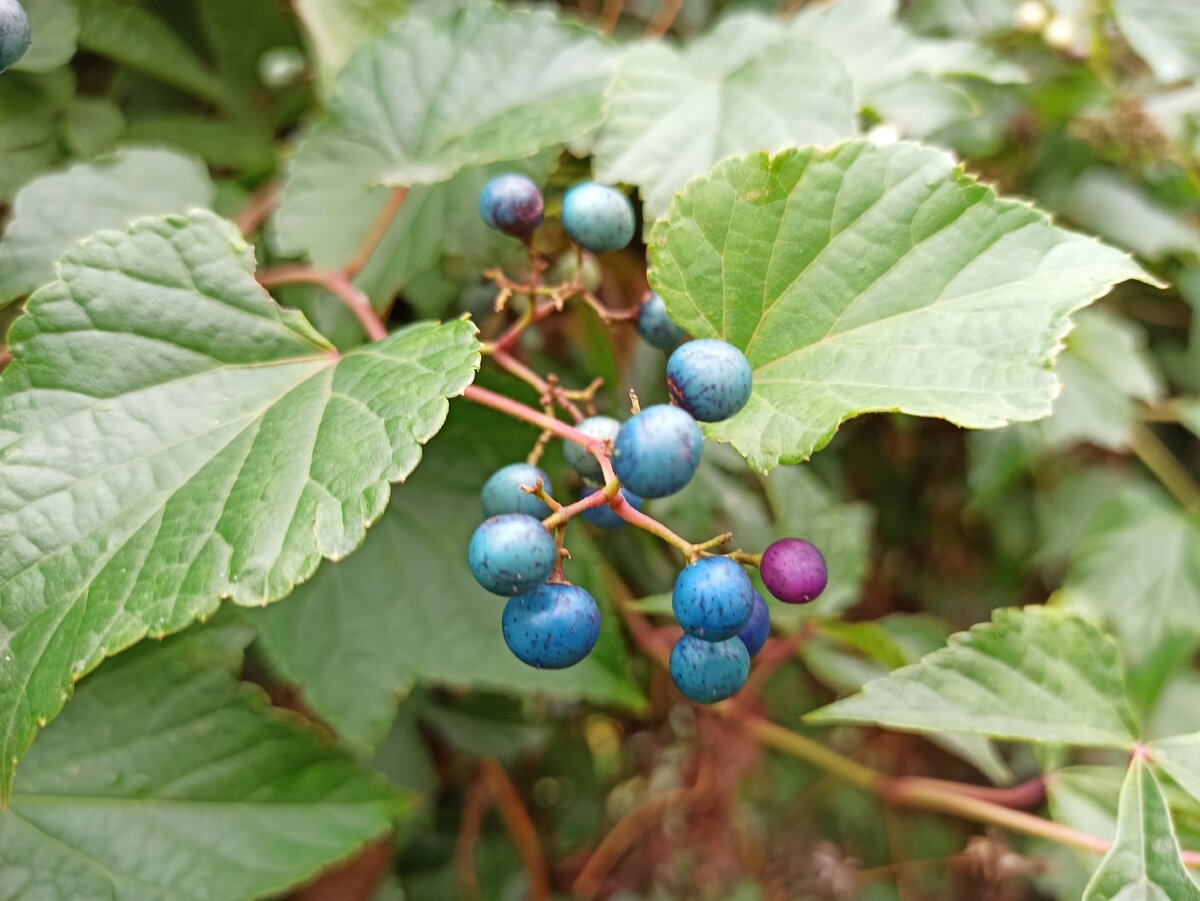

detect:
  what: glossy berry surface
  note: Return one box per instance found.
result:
[761,538,828,604]
[564,415,621,482]
[737,591,771,657]
[479,173,544,237]
[468,514,557,596]
[580,487,643,529]
[670,634,750,704]
[666,339,753,423]
[561,181,636,254]
[612,405,703,499]
[503,583,601,669]
[0,0,31,73]
[637,292,687,351]
[481,463,551,519]
[672,556,755,641]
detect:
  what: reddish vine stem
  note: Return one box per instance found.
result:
[490,348,585,422]
[480,759,552,901]
[454,771,489,901]
[344,187,409,278]
[258,266,388,342]
[234,181,281,237]
[0,347,12,370]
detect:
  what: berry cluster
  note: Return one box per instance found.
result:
[470,173,828,703]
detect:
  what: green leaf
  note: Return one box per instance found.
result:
[124,116,276,173]
[295,0,408,91]
[11,0,79,73]
[0,622,411,901]
[63,98,125,158]
[1062,168,1200,261]
[1056,485,1200,681]
[0,211,481,797]
[1114,0,1200,84]
[1151,735,1200,810]
[648,141,1155,471]
[297,1,614,188]
[1083,759,1200,900]
[251,402,644,752]
[0,148,215,308]
[591,12,857,219]
[808,607,1139,748]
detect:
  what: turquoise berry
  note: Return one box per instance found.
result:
[479,173,544,237]
[564,415,621,483]
[562,181,636,254]
[612,405,703,499]
[0,0,31,73]
[669,634,750,704]
[482,463,552,519]
[580,486,643,529]
[468,514,557,596]
[737,591,771,657]
[637,292,687,351]
[502,583,601,669]
[672,557,755,641]
[666,339,752,423]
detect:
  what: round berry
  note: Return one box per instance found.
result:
[482,463,552,519]
[666,339,753,423]
[564,415,621,483]
[672,556,755,641]
[468,514,557,596]
[637,292,687,351]
[737,591,771,657]
[580,486,643,529]
[612,405,703,499]
[0,0,31,73]
[479,173,545,237]
[503,583,602,669]
[670,634,750,704]
[562,181,636,254]
[760,538,828,605]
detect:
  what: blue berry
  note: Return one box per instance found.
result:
[672,557,755,641]
[562,181,636,254]
[564,415,621,483]
[482,463,552,519]
[479,173,544,237]
[0,0,31,73]
[580,487,643,529]
[666,339,753,423]
[612,405,703,499]
[670,634,750,704]
[737,591,771,657]
[503,583,602,669]
[637,292,687,351]
[468,514,557,596]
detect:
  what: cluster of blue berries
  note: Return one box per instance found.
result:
[0,0,31,73]
[471,172,828,702]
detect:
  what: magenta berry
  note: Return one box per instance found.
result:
[760,538,828,605]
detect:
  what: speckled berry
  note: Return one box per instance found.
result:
[666,339,752,423]
[482,463,552,519]
[0,0,31,73]
[468,514,557,596]
[564,415,621,483]
[736,591,771,657]
[580,487,643,529]
[760,538,828,605]
[479,173,544,237]
[503,583,602,669]
[562,181,636,254]
[637,292,687,351]
[672,557,755,641]
[670,634,750,704]
[612,405,703,499]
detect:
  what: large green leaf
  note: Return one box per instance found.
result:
[0,622,410,901]
[1062,168,1200,262]
[1151,735,1200,810]
[252,402,644,752]
[292,1,614,189]
[10,0,79,73]
[0,211,481,797]
[1114,0,1200,84]
[591,13,857,220]
[1083,759,1200,900]
[0,148,214,308]
[808,607,1139,748]
[648,141,1154,471]
[295,0,408,90]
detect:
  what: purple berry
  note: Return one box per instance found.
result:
[479,173,544,237]
[760,538,827,605]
